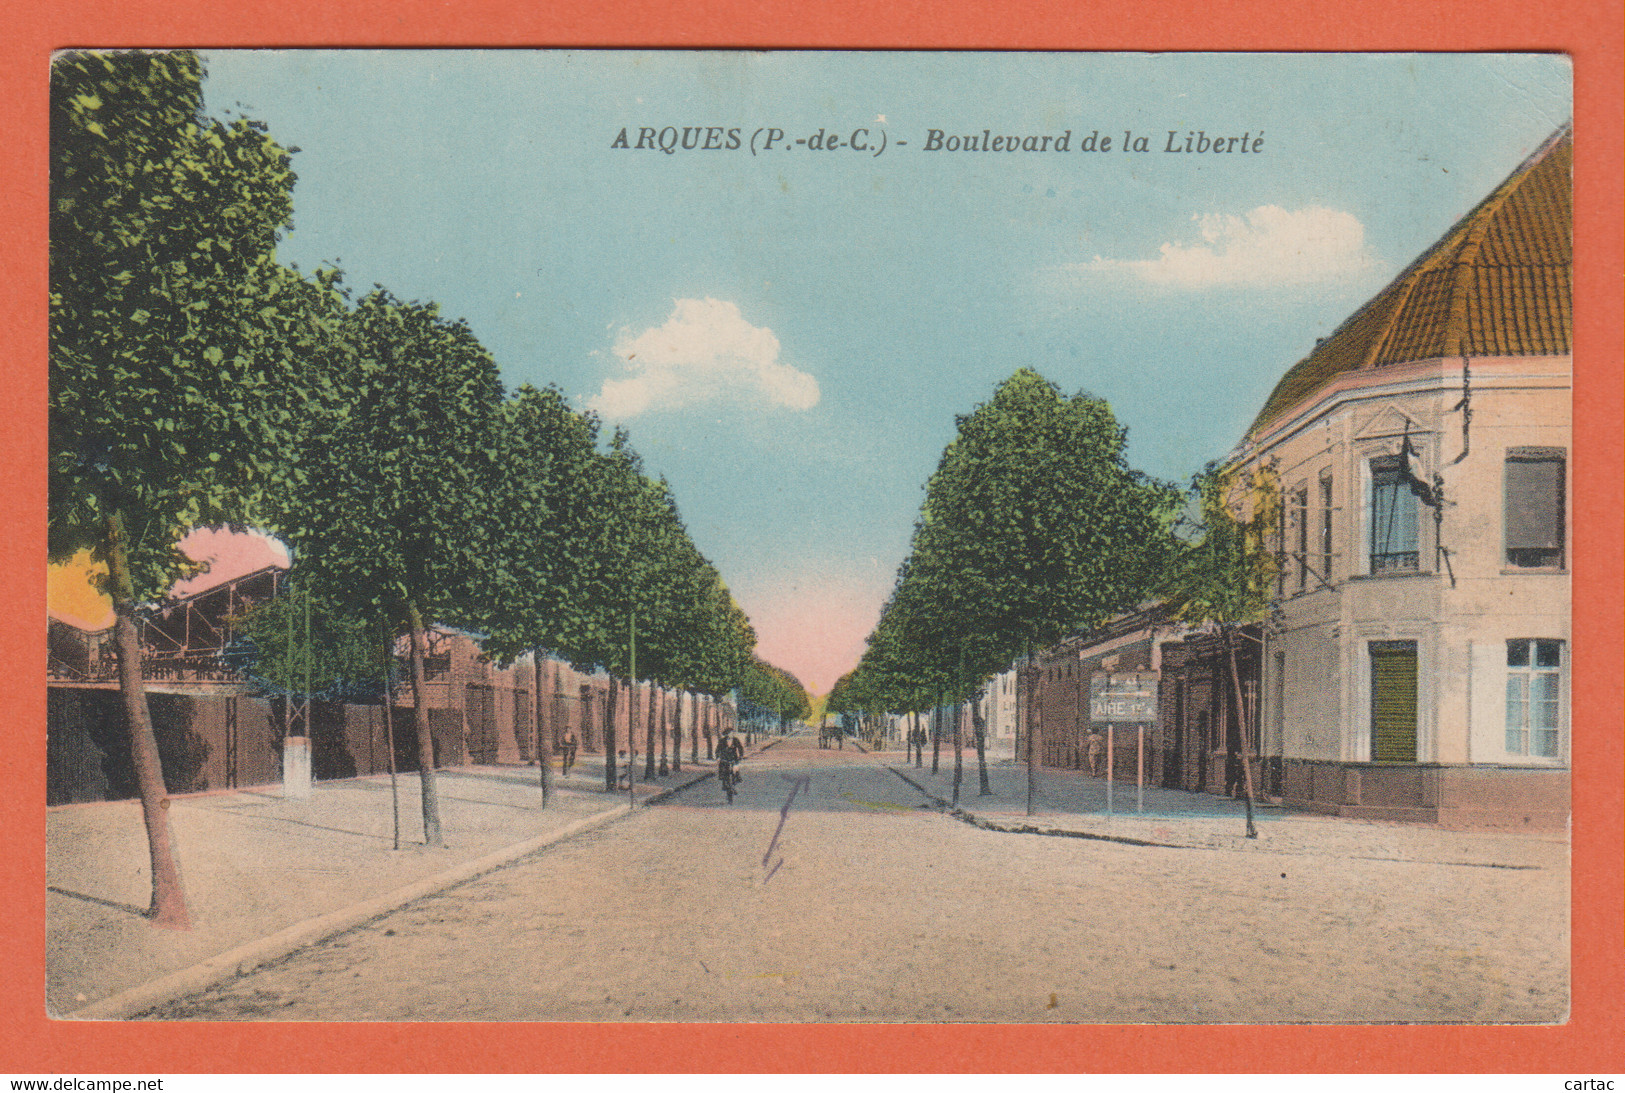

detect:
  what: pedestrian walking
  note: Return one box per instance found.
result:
[1086,728,1105,777]
[561,730,578,776]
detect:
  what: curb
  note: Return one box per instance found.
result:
[68,771,712,1021]
[881,767,1548,867]
[882,764,1194,850]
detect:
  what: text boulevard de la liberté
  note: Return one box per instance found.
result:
[610,126,1266,159]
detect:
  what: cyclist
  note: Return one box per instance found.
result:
[717,731,745,795]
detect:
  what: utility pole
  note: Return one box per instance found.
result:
[628,611,637,809]
[1024,644,1038,817]
[953,647,965,807]
[382,624,399,850]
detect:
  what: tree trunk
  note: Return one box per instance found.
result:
[405,603,443,847]
[704,698,714,760]
[951,697,964,807]
[658,684,669,776]
[644,680,657,780]
[931,700,941,774]
[604,677,619,793]
[533,651,552,805]
[1223,626,1259,839]
[972,690,991,795]
[384,675,400,851]
[104,510,190,928]
[671,690,683,773]
[913,710,923,769]
[626,674,638,790]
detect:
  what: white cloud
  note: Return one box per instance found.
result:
[1077,206,1385,288]
[586,298,820,419]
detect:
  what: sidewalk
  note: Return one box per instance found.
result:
[46,748,734,1019]
[874,747,1566,870]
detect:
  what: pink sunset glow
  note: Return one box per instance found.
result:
[735,567,892,695]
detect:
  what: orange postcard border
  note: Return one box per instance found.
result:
[1,0,1620,1074]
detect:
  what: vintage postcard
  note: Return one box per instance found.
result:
[35,44,1598,1052]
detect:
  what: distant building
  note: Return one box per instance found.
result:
[1234,126,1571,828]
[1026,607,1196,784]
[976,667,1019,745]
[47,565,290,802]
[47,557,731,801]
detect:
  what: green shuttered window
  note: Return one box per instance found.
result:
[1369,641,1418,762]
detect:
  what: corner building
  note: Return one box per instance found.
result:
[1236,127,1571,828]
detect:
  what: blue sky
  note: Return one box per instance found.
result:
[198,51,1571,692]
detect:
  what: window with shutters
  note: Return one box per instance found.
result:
[1505,448,1565,568]
[1505,639,1563,758]
[1369,640,1418,762]
[1369,456,1419,573]
[1319,471,1334,582]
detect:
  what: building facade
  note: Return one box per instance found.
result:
[1028,608,1182,781]
[1234,127,1571,828]
[975,668,1019,747]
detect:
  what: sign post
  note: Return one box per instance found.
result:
[1105,723,1114,818]
[1138,724,1146,813]
[1090,672,1160,815]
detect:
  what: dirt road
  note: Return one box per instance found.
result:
[146,735,1567,1023]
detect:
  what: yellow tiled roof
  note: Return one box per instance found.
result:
[1250,125,1572,437]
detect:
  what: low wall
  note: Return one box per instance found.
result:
[1281,759,1570,830]
[48,688,282,803]
[47,688,472,804]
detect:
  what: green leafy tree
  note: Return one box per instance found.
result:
[559,437,656,789]
[741,658,810,731]
[621,474,714,778]
[550,431,757,784]
[849,368,1179,807]
[227,581,389,701]
[661,568,755,759]
[276,289,505,846]
[675,573,756,758]
[462,384,604,801]
[49,50,316,926]
[1161,461,1281,837]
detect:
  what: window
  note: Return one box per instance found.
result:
[1505,448,1565,568]
[1369,455,1419,572]
[1506,639,1563,758]
[1369,640,1418,762]
[1319,471,1334,583]
[1292,486,1309,592]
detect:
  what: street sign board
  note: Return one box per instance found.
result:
[1089,671,1159,722]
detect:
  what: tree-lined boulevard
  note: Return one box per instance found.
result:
[45,51,1572,1028]
[51,51,1238,928]
[52,53,796,921]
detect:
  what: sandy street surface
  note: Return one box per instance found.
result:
[145,736,1567,1023]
